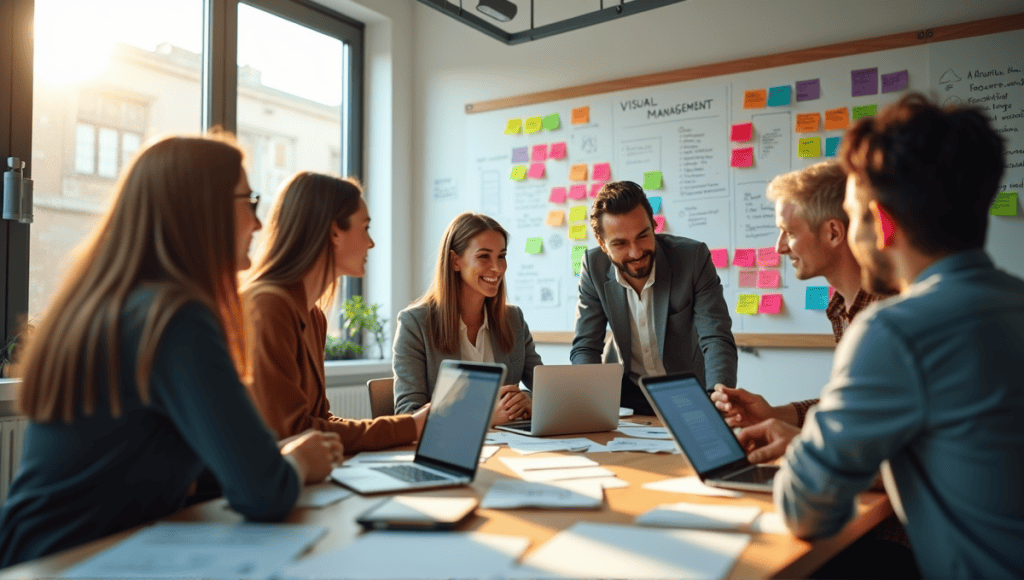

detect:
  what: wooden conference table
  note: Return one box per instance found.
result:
[0,419,893,579]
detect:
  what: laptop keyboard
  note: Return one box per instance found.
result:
[372,464,448,483]
[730,466,778,483]
[503,419,533,430]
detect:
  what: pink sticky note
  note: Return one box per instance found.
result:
[593,162,611,182]
[531,144,548,161]
[568,184,587,199]
[653,216,666,233]
[733,248,756,267]
[731,147,754,168]
[549,142,567,159]
[527,163,546,179]
[760,294,783,314]
[589,183,605,198]
[738,271,758,288]
[757,247,780,267]
[757,270,781,288]
[828,286,836,300]
[730,123,753,142]
[710,249,728,269]
[549,187,567,204]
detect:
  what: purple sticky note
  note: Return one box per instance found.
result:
[738,271,758,288]
[512,147,529,163]
[796,79,821,102]
[549,142,567,160]
[589,183,604,198]
[851,67,879,97]
[593,162,611,182]
[710,249,728,269]
[531,144,548,161]
[881,70,909,93]
[549,187,567,204]
[527,163,545,179]
[568,184,587,199]
[733,249,756,267]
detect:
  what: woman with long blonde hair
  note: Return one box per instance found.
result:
[0,135,339,567]
[243,172,428,450]
[393,212,541,424]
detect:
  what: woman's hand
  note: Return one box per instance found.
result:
[280,430,344,484]
[492,384,532,426]
[411,403,431,439]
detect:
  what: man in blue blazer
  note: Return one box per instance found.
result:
[570,181,737,414]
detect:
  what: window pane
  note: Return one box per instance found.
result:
[30,0,203,318]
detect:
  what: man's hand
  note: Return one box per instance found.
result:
[492,384,532,426]
[736,418,801,464]
[711,384,796,428]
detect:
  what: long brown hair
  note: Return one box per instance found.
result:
[414,213,514,354]
[16,134,247,423]
[243,172,363,308]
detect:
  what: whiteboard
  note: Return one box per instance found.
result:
[463,22,1024,341]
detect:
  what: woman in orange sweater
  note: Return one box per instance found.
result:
[243,172,428,452]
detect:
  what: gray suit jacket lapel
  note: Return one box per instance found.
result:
[653,241,672,355]
[604,269,631,368]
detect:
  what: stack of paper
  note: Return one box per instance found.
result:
[482,478,604,509]
[636,502,762,530]
[606,437,678,453]
[617,425,672,440]
[642,476,743,498]
[500,456,613,482]
[507,437,594,455]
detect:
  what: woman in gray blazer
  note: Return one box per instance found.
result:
[392,213,542,424]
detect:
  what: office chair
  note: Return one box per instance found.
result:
[367,377,395,418]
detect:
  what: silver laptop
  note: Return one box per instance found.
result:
[495,363,621,437]
[639,373,778,493]
[331,360,506,495]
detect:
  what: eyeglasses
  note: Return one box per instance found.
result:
[235,193,260,214]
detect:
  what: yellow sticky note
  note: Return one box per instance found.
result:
[569,205,587,222]
[736,294,759,315]
[546,210,565,226]
[510,165,527,181]
[825,107,849,130]
[568,224,588,240]
[569,164,588,181]
[504,118,522,135]
[524,116,543,133]
[798,137,822,158]
[795,112,821,133]
[990,191,1018,216]
[743,89,767,109]
[572,106,590,125]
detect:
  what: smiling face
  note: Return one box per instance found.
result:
[597,204,656,281]
[234,168,261,271]
[774,199,833,281]
[844,174,899,294]
[453,229,507,301]
[331,197,374,278]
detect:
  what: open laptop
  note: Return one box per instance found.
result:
[494,363,621,437]
[331,360,506,495]
[639,372,778,493]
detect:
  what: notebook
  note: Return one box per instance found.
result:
[495,363,621,437]
[639,373,778,493]
[330,360,506,494]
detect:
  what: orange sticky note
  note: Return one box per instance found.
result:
[653,216,666,233]
[743,89,767,109]
[568,184,587,199]
[757,270,781,288]
[738,271,758,288]
[731,148,754,168]
[546,210,565,226]
[759,294,783,314]
[593,162,611,182]
[733,249,756,267]
[504,118,522,135]
[825,107,850,130]
[731,123,753,142]
[524,116,543,133]
[549,142,567,159]
[795,113,821,133]
[710,249,728,269]
[569,164,588,181]
[572,106,590,125]
[568,224,587,240]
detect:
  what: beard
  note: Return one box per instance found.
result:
[860,246,899,295]
[611,250,655,280]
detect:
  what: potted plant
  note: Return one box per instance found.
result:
[336,295,387,360]
[324,335,363,361]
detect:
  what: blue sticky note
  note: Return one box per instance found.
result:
[512,147,528,163]
[825,137,841,158]
[648,196,662,214]
[767,85,792,107]
[805,286,830,310]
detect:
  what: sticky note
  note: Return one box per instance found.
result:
[510,166,527,181]
[798,137,822,158]
[549,142,567,159]
[796,79,821,102]
[757,270,781,288]
[738,271,758,288]
[805,286,830,310]
[525,237,542,254]
[710,249,728,269]
[512,147,529,163]
[572,259,582,276]
[881,70,909,93]
[825,107,850,130]
[990,191,1018,216]
[569,205,587,222]
[643,171,663,190]
[568,184,587,199]
[757,247,780,267]
[593,162,611,182]
[767,85,792,107]
[829,286,836,300]
[653,216,666,233]
[527,163,546,179]
[549,186,567,203]
[759,294,783,314]
[795,113,821,133]
[589,183,604,198]
[531,144,548,161]
[572,244,588,260]
[731,123,753,142]
[542,113,561,131]
[825,137,842,157]
[524,116,543,133]
[572,106,590,125]
[546,210,565,226]
[504,119,522,135]
[569,164,588,181]
[736,295,759,315]
[852,104,878,120]
[733,248,756,267]
[569,224,587,240]
[743,89,767,109]
[731,148,754,168]
[851,67,879,97]
[648,196,662,214]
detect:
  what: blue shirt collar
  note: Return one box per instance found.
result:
[913,248,993,285]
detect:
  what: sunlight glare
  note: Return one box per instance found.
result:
[34,2,118,85]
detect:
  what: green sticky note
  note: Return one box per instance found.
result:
[525,237,543,254]
[572,244,588,260]
[736,294,759,315]
[798,137,822,158]
[569,205,587,222]
[990,191,1018,216]
[510,165,527,181]
[572,259,582,276]
[643,171,663,190]
[542,113,561,131]
[852,104,878,120]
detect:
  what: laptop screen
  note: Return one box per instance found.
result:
[644,375,747,474]
[417,364,502,472]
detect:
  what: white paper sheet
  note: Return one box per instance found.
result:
[606,437,678,453]
[507,437,593,455]
[278,531,530,580]
[479,444,500,462]
[636,502,762,530]
[642,476,743,498]
[619,407,633,417]
[485,431,538,446]
[294,482,352,508]
[616,426,672,440]
[750,512,792,535]
[481,478,604,509]
[63,522,327,579]
[500,456,614,482]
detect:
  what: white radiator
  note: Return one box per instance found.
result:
[324,385,372,420]
[1,416,29,504]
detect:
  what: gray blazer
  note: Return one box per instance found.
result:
[570,233,737,389]
[392,303,543,414]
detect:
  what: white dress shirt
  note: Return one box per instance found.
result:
[613,259,667,380]
[459,310,495,363]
